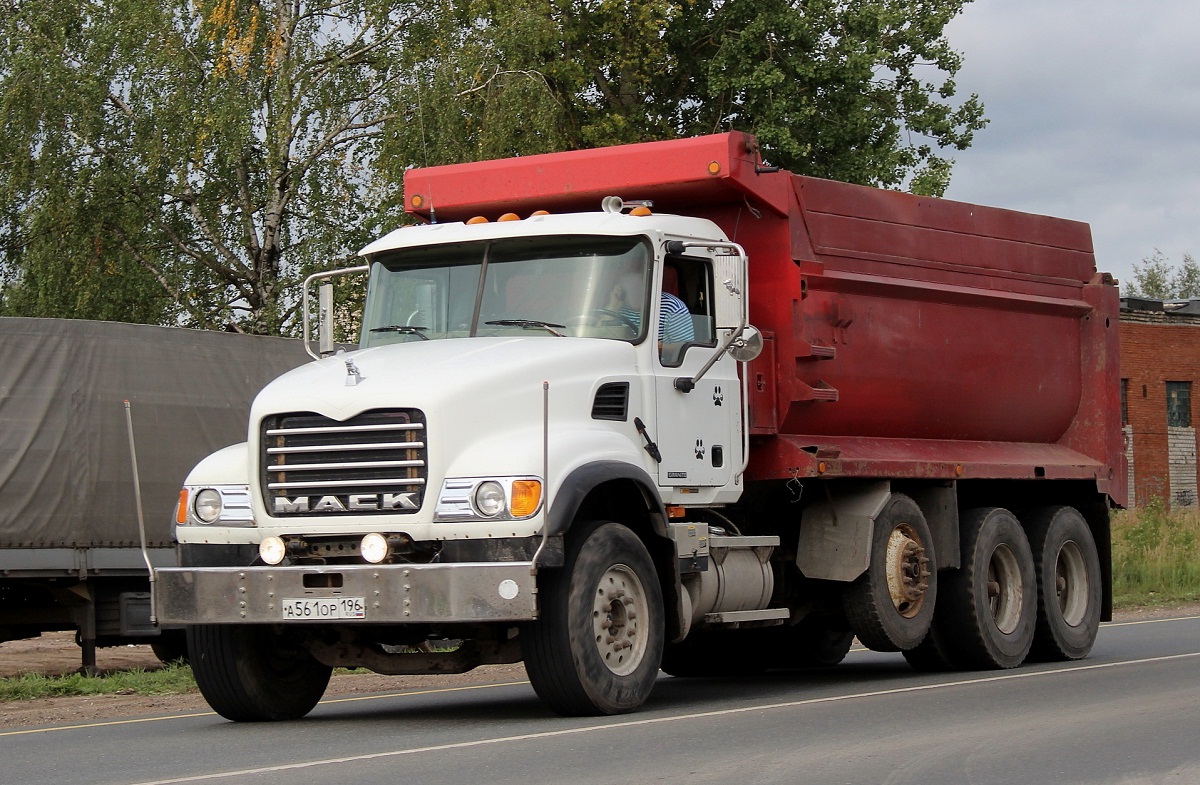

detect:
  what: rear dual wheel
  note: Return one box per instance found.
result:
[929,508,1037,670]
[1024,506,1103,660]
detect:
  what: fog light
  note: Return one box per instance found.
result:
[259,536,286,565]
[473,481,505,517]
[360,532,390,564]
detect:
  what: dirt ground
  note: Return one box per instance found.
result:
[0,631,528,730]
[2,603,1197,730]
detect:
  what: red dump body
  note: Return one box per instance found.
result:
[404,132,1126,507]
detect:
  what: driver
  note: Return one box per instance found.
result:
[607,272,694,343]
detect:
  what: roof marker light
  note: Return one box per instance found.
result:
[498,213,520,222]
[466,216,489,224]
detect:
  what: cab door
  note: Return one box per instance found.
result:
[654,350,739,487]
[651,253,741,488]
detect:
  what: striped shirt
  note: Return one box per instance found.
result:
[659,292,694,343]
[619,293,695,342]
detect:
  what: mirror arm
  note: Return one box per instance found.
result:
[671,241,750,393]
[303,265,370,360]
[674,310,747,392]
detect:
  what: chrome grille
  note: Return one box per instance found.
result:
[261,410,427,516]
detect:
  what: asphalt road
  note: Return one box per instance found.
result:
[4,614,1199,785]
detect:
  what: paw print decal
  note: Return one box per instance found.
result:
[695,439,705,459]
[713,385,724,406]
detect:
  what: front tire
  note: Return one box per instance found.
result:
[842,494,936,652]
[187,624,332,722]
[521,521,664,715]
[1024,506,1103,660]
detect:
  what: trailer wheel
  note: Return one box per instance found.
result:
[521,521,664,715]
[1024,506,1102,660]
[934,508,1037,669]
[150,629,189,664]
[842,494,936,652]
[187,624,331,722]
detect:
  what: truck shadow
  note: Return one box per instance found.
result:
[284,656,923,728]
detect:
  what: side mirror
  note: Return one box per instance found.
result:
[302,265,369,360]
[318,281,335,356]
[728,325,763,362]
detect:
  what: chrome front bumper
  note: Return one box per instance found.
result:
[155,562,539,625]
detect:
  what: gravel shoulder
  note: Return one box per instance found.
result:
[3,603,1197,731]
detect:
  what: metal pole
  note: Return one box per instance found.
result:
[124,400,157,626]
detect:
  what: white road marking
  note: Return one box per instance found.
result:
[123,650,1200,785]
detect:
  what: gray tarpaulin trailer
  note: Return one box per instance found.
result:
[0,318,307,670]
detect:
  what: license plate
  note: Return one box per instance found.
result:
[281,597,366,620]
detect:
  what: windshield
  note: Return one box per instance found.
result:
[360,236,652,347]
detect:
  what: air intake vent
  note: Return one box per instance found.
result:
[592,382,630,421]
[261,409,427,516]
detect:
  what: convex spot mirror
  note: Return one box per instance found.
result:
[728,325,763,362]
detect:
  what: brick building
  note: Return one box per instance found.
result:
[1120,297,1200,507]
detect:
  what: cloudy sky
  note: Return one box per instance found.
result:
[941,0,1200,292]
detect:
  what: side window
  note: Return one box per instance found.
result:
[659,256,715,365]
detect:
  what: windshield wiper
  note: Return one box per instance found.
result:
[369,325,430,340]
[485,319,566,337]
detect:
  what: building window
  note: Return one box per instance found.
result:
[1166,381,1192,428]
[1121,379,1129,426]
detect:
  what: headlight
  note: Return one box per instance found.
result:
[435,477,543,521]
[473,481,506,517]
[193,489,222,523]
[181,485,255,526]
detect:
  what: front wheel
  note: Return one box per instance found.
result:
[187,624,332,722]
[521,521,664,715]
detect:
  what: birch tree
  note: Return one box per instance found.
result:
[2,0,418,332]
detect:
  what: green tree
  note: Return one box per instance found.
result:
[387,0,986,196]
[1128,251,1200,300]
[4,0,986,330]
[1,0,416,333]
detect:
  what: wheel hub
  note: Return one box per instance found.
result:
[592,564,649,676]
[1055,539,1089,627]
[884,523,930,618]
[987,543,1024,635]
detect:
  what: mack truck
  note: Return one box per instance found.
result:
[157,132,1124,721]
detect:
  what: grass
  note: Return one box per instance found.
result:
[1111,498,1200,608]
[2,506,1198,703]
[0,661,196,703]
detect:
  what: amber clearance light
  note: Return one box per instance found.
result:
[510,480,542,518]
[175,489,188,524]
